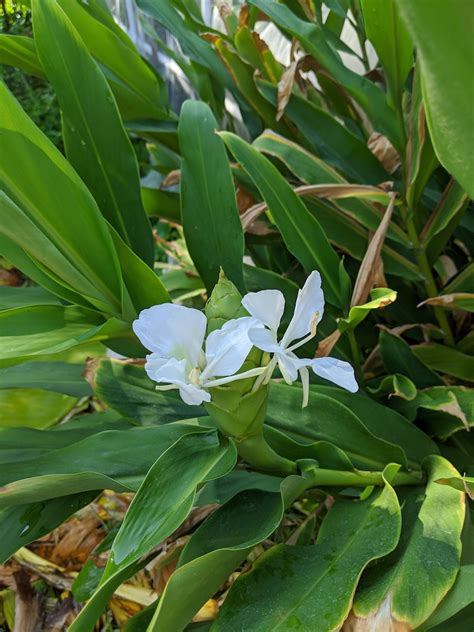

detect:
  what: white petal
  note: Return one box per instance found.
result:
[277,352,299,384]
[241,290,285,333]
[202,317,261,380]
[310,357,358,392]
[248,327,281,353]
[145,355,210,406]
[179,384,211,405]
[281,271,324,347]
[144,354,188,385]
[133,304,206,366]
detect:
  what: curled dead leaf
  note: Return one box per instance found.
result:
[315,329,341,358]
[161,169,181,188]
[343,597,412,631]
[368,132,401,174]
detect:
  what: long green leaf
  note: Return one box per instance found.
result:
[0,81,123,315]
[248,0,402,148]
[70,431,235,632]
[0,362,91,397]
[221,131,348,307]
[361,0,413,106]
[33,0,154,265]
[0,34,44,78]
[214,474,401,631]
[179,101,245,293]
[395,0,474,196]
[354,456,465,629]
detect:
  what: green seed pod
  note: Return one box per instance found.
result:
[205,269,248,333]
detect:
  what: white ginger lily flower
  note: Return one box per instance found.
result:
[133,304,264,406]
[241,271,358,407]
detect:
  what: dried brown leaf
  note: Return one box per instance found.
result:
[13,570,43,632]
[161,169,181,188]
[315,330,341,358]
[277,61,298,121]
[368,132,401,174]
[418,293,474,308]
[351,193,396,308]
[343,597,411,631]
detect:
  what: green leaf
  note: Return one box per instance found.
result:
[354,456,465,629]
[266,383,410,470]
[70,431,235,632]
[361,0,413,106]
[296,384,439,467]
[0,492,97,564]
[0,472,130,509]
[248,0,402,148]
[148,486,293,631]
[0,82,123,315]
[220,131,348,307]
[395,0,474,197]
[0,362,91,397]
[55,0,168,121]
[418,565,474,631]
[0,305,130,364]
[367,373,417,401]
[422,180,469,256]
[0,286,61,310]
[91,358,206,425]
[0,34,44,78]
[179,101,245,293]
[412,343,474,382]
[214,476,401,631]
[401,386,473,439]
[0,388,78,430]
[0,421,210,490]
[435,477,474,499]
[339,288,397,332]
[256,80,388,184]
[420,293,474,313]
[32,0,154,266]
[379,329,443,389]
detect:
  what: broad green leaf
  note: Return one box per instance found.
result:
[70,431,235,632]
[252,130,410,248]
[221,132,348,307]
[91,358,206,425]
[379,329,443,389]
[0,492,97,564]
[366,373,417,401]
[0,287,60,310]
[395,0,474,197]
[354,456,465,629]
[418,565,474,631]
[214,476,401,631]
[0,192,115,314]
[412,343,474,383]
[420,293,474,313]
[108,225,170,316]
[141,187,181,222]
[0,388,78,430]
[0,305,130,364]
[196,469,283,506]
[0,472,130,509]
[302,385,439,467]
[361,0,413,106]
[33,0,154,266]
[401,386,473,439]
[248,0,402,148]
[256,81,388,184]
[179,101,245,293]
[0,82,123,315]
[339,288,397,332]
[0,362,91,397]
[0,34,44,78]
[0,421,210,489]
[148,485,301,631]
[266,383,409,470]
[55,0,168,121]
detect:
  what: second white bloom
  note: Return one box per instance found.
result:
[242,271,358,406]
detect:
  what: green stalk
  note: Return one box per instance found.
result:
[236,433,298,476]
[306,467,424,488]
[404,207,455,345]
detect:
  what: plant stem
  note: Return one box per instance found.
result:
[404,210,455,345]
[236,433,298,476]
[347,328,363,383]
[307,467,424,488]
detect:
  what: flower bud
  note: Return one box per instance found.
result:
[205,269,248,333]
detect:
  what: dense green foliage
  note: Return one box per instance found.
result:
[0,0,472,630]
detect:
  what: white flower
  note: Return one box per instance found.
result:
[242,271,358,407]
[133,304,264,406]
